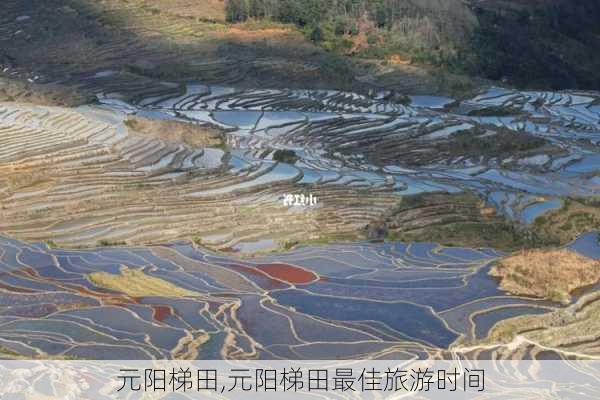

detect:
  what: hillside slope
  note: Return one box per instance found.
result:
[1,0,598,106]
[226,0,600,90]
[468,0,600,89]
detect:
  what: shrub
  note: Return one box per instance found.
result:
[273,149,299,164]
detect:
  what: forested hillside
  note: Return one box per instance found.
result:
[226,0,600,90]
[226,0,475,65]
[470,0,600,89]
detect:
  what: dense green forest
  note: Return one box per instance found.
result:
[225,0,600,90]
[226,0,475,65]
[471,1,600,89]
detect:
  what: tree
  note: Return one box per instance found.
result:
[226,0,250,22]
[309,25,325,43]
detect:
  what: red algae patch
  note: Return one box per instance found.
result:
[257,263,318,285]
[223,263,289,291]
[152,305,172,322]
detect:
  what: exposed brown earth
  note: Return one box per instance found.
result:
[0,0,364,99]
[125,115,226,148]
[0,78,93,107]
[140,0,227,21]
[490,249,600,304]
[0,0,488,109]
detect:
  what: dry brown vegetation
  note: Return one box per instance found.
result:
[468,292,600,358]
[0,0,368,99]
[0,78,93,107]
[490,249,600,304]
[89,267,201,297]
[125,115,226,148]
[142,0,227,21]
[5,167,54,191]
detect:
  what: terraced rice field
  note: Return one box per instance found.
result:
[4,82,599,251]
[1,70,600,360]
[0,0,359,98]
[0,102,398,250]
[0,234,562,360]
[102,80,600,223]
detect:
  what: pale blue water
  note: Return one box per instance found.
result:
[521,199,562,224]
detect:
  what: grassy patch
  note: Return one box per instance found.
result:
[89,267,200,297]
[125,115,225,148]
[281,232,364,250]
[368,192,549,251]
[6,169,52,190]
[469,292,600,357]
[467,106,522,117]
[533,200,600,245]
[436,127,549,159]
[98,239,127,247]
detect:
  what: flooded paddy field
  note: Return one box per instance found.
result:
[94,80,600,246]
[3,79,600,249]
[1,76,600,360]
[103,81,600,206]
[0,235,569,360]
